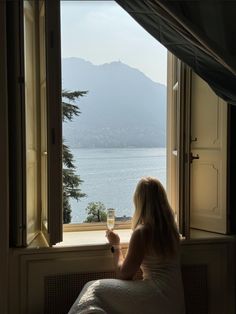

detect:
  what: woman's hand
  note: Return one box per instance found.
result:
[106,230,120,245]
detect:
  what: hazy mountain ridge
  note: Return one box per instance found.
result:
[62,57,166,148]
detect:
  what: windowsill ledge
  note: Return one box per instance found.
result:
[56,228,235,247]
[28,229,133,248]
[55,229,133,247]
[28,228,236,249]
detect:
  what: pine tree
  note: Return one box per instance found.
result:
[84,202,107,223]
[62,90,87,223]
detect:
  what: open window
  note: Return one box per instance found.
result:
[167,53,228,237]
[59,1,228,240]
[9,0,229,248]
[60,0,168,233]
[25,0,62,246]
[38,0,62,245]
[9,0,62,247]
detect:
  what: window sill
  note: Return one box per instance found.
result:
[63,221,131,232]
[56,229,133,247]
[28,228,235,249]
[29,229,133,248]
[57,228,226,247]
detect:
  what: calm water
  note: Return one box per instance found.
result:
[70,147,166,223]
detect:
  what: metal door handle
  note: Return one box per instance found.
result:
[191,137,197,142]
[190,152,199,163]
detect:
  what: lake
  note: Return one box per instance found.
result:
[69,147,166,223]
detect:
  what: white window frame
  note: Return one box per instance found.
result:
[166,52,191,238]
[10,0,62,247]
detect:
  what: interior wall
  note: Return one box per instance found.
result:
[9,240,235,314]
[229,104,236,233]
[0,1,9,314]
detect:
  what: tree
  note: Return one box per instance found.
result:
[62,90,87,223]
[84,202,107,223]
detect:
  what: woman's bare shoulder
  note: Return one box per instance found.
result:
[135,223,150,231]
[134,224,151,240]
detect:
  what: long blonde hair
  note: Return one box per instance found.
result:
[132,177,179,257]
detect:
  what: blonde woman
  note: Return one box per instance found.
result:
[68,177,185,314]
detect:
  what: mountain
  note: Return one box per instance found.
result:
[62,57,166,148]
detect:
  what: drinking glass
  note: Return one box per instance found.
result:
[107,209,115,230]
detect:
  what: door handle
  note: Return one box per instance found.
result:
[191,137,197,143]
[190,152,199,163]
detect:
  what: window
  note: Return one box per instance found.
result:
[167,54,228,236]
[24,0,40,244]
[60,0,167,231]
[9,0,62,247]
[9,0,228,248]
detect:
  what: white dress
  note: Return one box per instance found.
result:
[68,253,185,314]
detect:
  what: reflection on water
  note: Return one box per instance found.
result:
[70,147,166,223]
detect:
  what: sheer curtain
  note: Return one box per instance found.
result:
[116,0,236,105]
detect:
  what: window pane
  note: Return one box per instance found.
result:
[39,1,48,231]
[24,1,40,243]
[40,0,62,245]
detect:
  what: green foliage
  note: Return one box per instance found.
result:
[62,90,87,121]
[84,202,107,223]
[62,90,87,224]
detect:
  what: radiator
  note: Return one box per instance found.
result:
[44,265,208,314]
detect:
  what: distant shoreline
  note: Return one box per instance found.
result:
[69,146,167,149]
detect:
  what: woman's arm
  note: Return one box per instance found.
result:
[106,227,146,280]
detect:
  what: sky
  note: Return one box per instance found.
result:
[61,1,167,85]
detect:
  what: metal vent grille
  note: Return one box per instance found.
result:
[44,265,208,314]
[45,271,116,314]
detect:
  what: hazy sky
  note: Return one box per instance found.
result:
[61,1,167,85]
